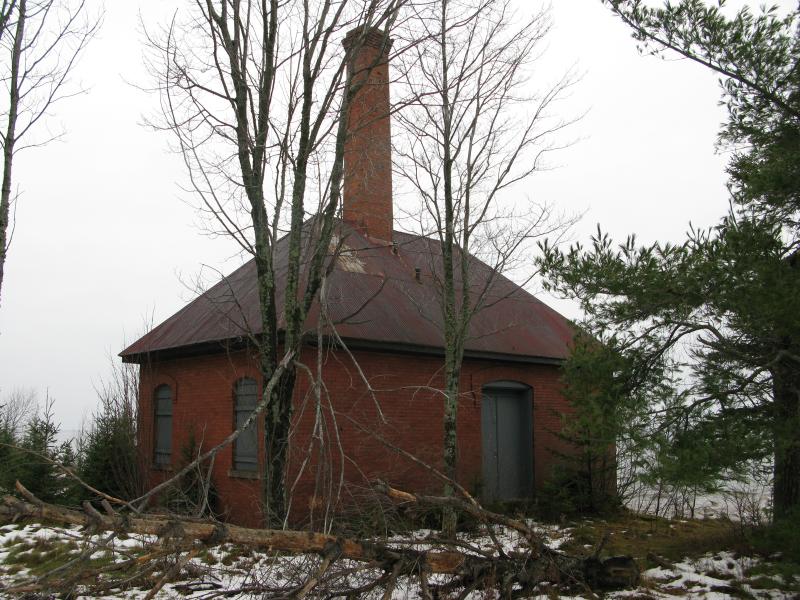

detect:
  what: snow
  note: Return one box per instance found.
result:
[626,476,773,522]
[613,552,796,600]
[1,520,797,598]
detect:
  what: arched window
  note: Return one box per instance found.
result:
[233,378,258,472]
[154,385,173,466]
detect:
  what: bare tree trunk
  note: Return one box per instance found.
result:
[772,357,800,519]
[264,368,296,525]
[438,0,470,539]
[151,2,401,528]
[771,251,800,519]
[441,358,462,537]
[0,0,94,305]
[0,0,24,304]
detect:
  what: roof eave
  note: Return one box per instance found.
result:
[119,334,565,366]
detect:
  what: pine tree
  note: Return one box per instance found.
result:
[541,1,800,518]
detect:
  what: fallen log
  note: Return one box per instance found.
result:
[1,481,639,596]
[1,485,465,574]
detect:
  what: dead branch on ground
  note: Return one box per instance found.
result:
[1,480,638,597]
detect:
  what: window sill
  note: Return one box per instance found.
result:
[228,468,260,480]
[152,464,173,472]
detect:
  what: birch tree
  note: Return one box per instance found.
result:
[394,0,575,535]
[0,0,97,305]
[148,0,403,526]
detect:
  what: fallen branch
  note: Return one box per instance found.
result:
[374,480,641,592]
[1,482,464,573]
[647,552,676,570]
[144,547,199,600]
[1,481,640,596]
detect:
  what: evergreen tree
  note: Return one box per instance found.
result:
[0,419,20,494]
[13,400,79,504]
[78,392,140,502]
[541,1,800,518]
[552,331,669,513]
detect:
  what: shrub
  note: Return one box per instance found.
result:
[162,432,220,518]
[751,509,800,563]
[76,360,143,502]
[537,465,621,520]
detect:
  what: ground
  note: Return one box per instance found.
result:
[0,514,798,598]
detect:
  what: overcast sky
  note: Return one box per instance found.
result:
[0,0,791,433]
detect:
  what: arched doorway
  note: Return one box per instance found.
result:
[481,381,533,503]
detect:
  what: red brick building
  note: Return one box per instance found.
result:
[121,28,575,528]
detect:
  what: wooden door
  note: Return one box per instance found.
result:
[481,385,533,502]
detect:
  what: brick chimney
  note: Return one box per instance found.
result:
[342,27,393,241]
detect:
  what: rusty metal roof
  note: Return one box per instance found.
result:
[120,221,574,363]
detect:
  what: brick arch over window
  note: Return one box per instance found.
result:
[153,384,173,466]
[233,377,258,472]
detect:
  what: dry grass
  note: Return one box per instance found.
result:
[558,511,800,596]
[560,512,746,564]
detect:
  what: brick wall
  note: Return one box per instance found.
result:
[138,346,573,527]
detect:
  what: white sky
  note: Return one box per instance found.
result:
[0,0,792,433]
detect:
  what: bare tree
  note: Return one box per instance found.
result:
[147,0,405,526]
[0,386,36,436]
[0,0,98,305]
[393,0,576,535]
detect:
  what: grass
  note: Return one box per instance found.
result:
[743,560,800,593]
[3,537,90,576]
[197,547,220,565]
[555,510,800,597]
[0,527,150,590]
[560,511,747,566]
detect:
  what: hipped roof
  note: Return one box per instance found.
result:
[120,221,574,364]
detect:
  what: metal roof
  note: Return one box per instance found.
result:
[120,221,574,363]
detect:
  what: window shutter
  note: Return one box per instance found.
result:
[233,378,258,471]
[154,385,172,465]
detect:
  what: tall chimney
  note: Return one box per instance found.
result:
[342,27,393,241]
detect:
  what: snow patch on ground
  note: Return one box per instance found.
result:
[1,521,797,598]
[607,552,796,600]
